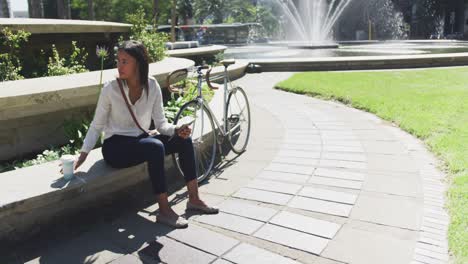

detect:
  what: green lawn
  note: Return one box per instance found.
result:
[276,67,468,263]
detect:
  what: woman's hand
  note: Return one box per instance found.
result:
[59,152,88,174]
[176,124,192,139]
[74,152,88,171]
[148,129,159,136]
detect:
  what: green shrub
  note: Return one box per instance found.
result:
[47,42,88,76]
[0,27,30,81]
[0,54,24,81]
[125,7,168,62]
[164,78,214,122]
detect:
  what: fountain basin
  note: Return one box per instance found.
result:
[287,43,339,49]
[245,52,468,72]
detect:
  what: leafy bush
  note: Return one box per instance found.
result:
[125,7,168,62]
[0,144,79,173]
[0,27,30,81]
[0,54,24,81]
[164,78,214,122]
[47,42,88,76]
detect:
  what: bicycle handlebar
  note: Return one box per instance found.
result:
[166,65,221,93]
[206,68,219,90]
[166,68,188,93]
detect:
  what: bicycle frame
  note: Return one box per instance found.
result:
[194,66,234,138]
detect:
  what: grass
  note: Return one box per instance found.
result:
[276,67,468,263]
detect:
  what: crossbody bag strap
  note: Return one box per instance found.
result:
[116,78,149,134]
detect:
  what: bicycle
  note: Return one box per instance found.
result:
[166,60,251,182]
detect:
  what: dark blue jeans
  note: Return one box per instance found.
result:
[102,134,197,194]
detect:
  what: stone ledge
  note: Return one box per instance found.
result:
[251,52,468,71]
[0,148,178,243]
[167,45,227,58]
[0,18,131,34]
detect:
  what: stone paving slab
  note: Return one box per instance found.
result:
[217,199,278,222]
[321,152,366,162]
[212,259,234,264]
[321,222,416,264]
[320,140,362,147]
[270,211,341,239]
[366,155,420,173]
[361,141,408,154]
[195,212,264,235]
[264,163,315,175]
[272,156,320,166]
[253,224,329,255]
[317,159,367,170]
[414,247,449,261]
[288,196,353,217]
[247,179,303,195]
[223,243,302,264]
[413,254,446,264]
[256,170,310,184]
[24,230,125,264]
[298,186,357,205]
[277,150,322,159]
[166,224,239,256]
[281,139,322,145]
[308,176,363,190]
[362,172,422,197]
[314,168,365,181]
[233,187,293,205]
[140,236,216,264]
[415,242,449,255]
[351,192,422,230]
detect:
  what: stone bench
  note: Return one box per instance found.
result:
[0,148,180,244]
[0,61,248,245]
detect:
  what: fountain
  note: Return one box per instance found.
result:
[271,0,353,48]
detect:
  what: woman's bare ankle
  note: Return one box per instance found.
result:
[159,208,178,217]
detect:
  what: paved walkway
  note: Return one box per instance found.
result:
[6,73,450,264]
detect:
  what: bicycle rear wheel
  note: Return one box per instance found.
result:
[172,100,217,183]
[226,86,251,154]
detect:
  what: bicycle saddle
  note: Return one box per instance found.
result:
[221,59,236,67]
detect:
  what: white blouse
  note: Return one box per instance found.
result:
[80,77,175,153]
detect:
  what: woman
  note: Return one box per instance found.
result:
[71,40,218,228]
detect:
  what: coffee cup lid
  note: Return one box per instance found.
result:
[60,155,75,162]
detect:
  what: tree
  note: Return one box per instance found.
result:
[153,0,160,26]
[28,0,44,18]
[193,0,227,24]
[177,0,194,25]
[88,0,94,20]
[1,0,10,18]
[171,0,176,41]
[56,0,71,19]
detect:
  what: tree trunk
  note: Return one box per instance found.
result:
[88,0,95,20]
[152,0,160,28]
[171,0,176,42]
[1,0,11,18]
[28,0,44,18]
[56,0,71,19]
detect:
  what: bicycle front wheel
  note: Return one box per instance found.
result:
[226,86,251,154]
[172,100,217,183]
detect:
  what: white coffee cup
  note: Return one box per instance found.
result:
[60,155,75,180]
